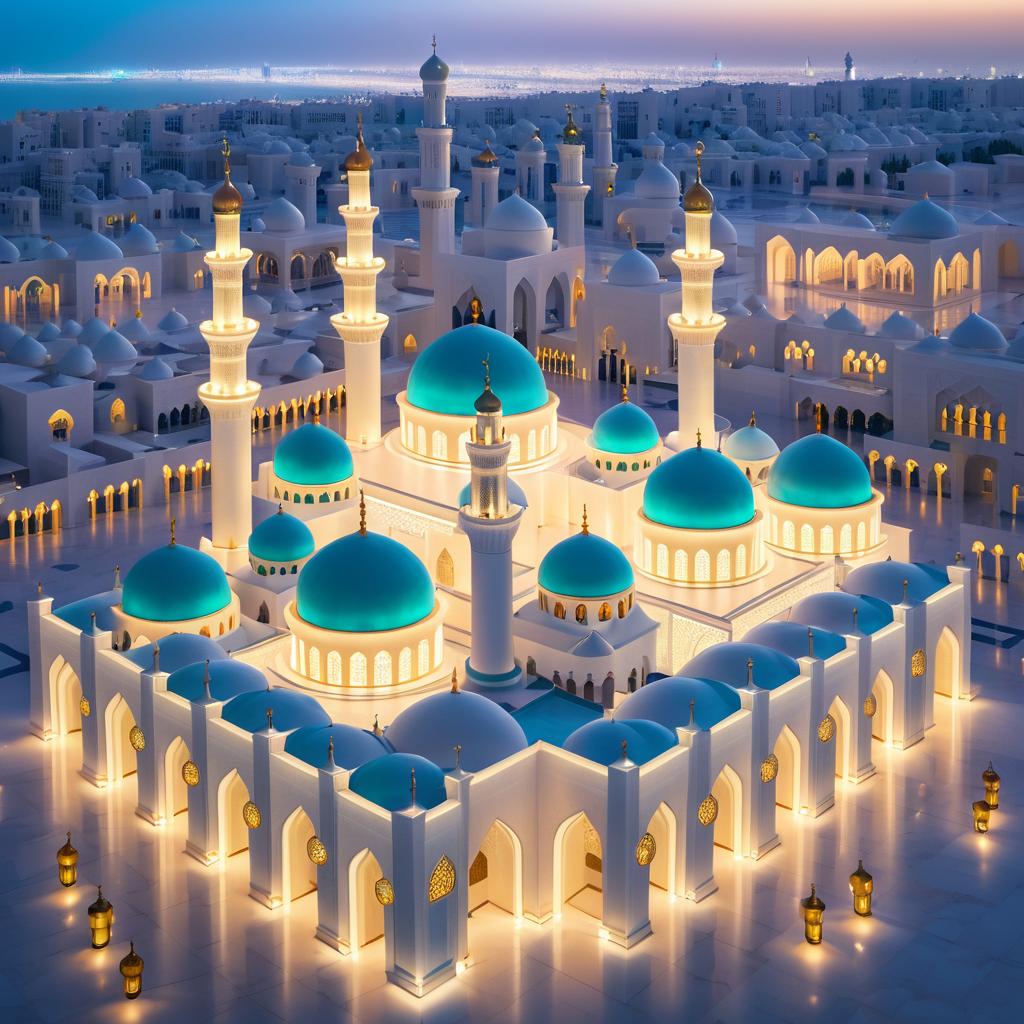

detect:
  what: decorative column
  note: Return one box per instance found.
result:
[668,141,724,447]
[552,106,589,248]
[591,83,617,225]
[199,139,261,571]
[457,365,524,689]
[331,115,389,447]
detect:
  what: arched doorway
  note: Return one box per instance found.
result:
[645,803,676,894]
[512,280,534,350]
[349,849,386,949]
[869,670,895,745]
[281,806,317,907]
[469,820,522,916]
[436,548,454,587]
[772,725,801,813]
[825,696,852,782]
[104,694,138,784]
[163,737,191,822]
[934,627,960,699]
[766,235,797,284]
[711,764,743,858]
[49,656,83,736]
[218,770,251,860]
[554,811,602,919]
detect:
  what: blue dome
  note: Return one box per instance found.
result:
[790,591,893,636]
[643,445,754,530]
[592,400,659,455]
[349,752,447,811]
[122,543,232,622]
[724,420,779,462]
[563,718,676,766]
[167,659,267,702]
[743,621,846,661]
[386,689,528,771]
[618,675,741,730]
[407,324,548,417]
[125,633,228,673]
[419,52,450,83]
[889,198,959,240]
[284,723,392,770]
[538,530,634,597]
[273,423,353,485]
[842,560,948,606]
[221,688,330,733]
[457,478,528,509]
[249,507,315,563]
[767,434,872,509]
[948,313,1007,353]
[296,530,435,632]
[682,642,800,691]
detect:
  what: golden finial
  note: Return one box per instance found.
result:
[359,490,367,535]
[277,503,284,514]
[451,667,459,693]
[600,82,607,101]
[694,139,705,178]
[213,135,243,214]
[169,517,176,545]
[345,111,373,172]
[482,354,491,391]
[265,707,274,731]
[581,505,589,535]
[696,428,702,449]
[621,382,629,403]
[313,409,320,426]
[683,140,713,213]
[221,137,231,179]
[372,713,382,736]
[749,410,756,427]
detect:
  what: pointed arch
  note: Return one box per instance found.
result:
[436,548,455,587]
[348,848,386,949]
[49,656,83,737]
[163,736,191,821]
[644,802,677,894]
[281,806,317,907]
[826,695,853,782]
[104,693,138,784]
[553,811,602,919]
[710,763,743,857]
[772,724,802,813]
[934,626,960,699]
[469,819,523,917]
[869,669,895,745]
[217,769,251,860]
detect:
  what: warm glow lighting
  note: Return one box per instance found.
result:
[983,763,1000,809]
[848,860,873,917]
[88,886,114,949]
[972,799,991,833]
[800,884,825,944]
[119,941,144,999]
[57,831,78,887]
[598,927,610,941]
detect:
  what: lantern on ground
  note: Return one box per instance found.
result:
[848,860,873,917]
[972,799,991,833]
[88,886,114,948]
[119,941,144,999]
[57,831,78,888]
[982,762,1000,809]
[800,883,825,944]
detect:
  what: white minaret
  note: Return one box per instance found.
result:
[516,131,546,204]
[591,83,617,225]
[668,141,724,447]
[411,35,459,289]
[458,362,524,689]
[198,140,261,571]
[331,115,389,447]
[552,106,589,248]
[468,143,500,227]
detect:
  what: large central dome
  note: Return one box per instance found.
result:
[643,445,755,530]
[122,543,232,623]
[407,324,548,416]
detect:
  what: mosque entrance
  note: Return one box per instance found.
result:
[644,803,676,894]
[349,849,386,949]
[772,726,801,813]
[163,737,191,822]
[934,627,960,699]
[710,764,743,860]
[104,694,138,785]
[281,806,318,907]
[49,656,83,737]
[869,670,895,747]
[555,812,603,919]
[217,770,251,860]
[468,820,522,916]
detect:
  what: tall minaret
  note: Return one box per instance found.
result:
[331,115,388,447]
[458,361,524,689]
[411,35,459,290]
[552,106,589,248]
[591,83,617,225]
[844,52,856,81]
[198,139,261,570]
[668,141,724,447]
[468,143,500,227]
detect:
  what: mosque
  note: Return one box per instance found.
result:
[25,44,972,999]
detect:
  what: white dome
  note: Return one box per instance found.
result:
[70,184,99,204]
[823,304,866,334]
[56,344,96,377]
[261,196,305,232]
[157,309,189,333]
[119,176,153,199]
[73,231,123,261]
[120,222,158,256]
[137,356,174,380]
[94,329,138,365]
[61,319,83,338]
[485,193,547,232]
[250,217,266,232]
[171,231,201,251]
[36,321,62,342]
[9,334,48,367]
[40,241,68,259]
[948,312,1007,353]
[523,134,545,153]
[78,317,110,346]
[0,236,20,262]
[725,419,779,462]
[841,211,875,230]
[907,159,953,179]
[264,139,293,155]
[889,198,959,240]
[877,311,924,340]
[608,248,661,287]
[633,159,679,200]
[975,210,1009,226]
[711,209,737,246]
[243,293,273,316]
[794,207,820,224]
[288,151,315,167]
[118,316,152,342]
[290,351,324,379]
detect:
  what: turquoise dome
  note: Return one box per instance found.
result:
[349,752,447,811]
[122,543,232,622]
[407,324,548,416]
[768,434,872,509]
[618,675,742,731]
[221,688,330,733]
[249,507,315,563]
[285,723,392,770]
[273,423,353,485]
[296,530,435,633]
[539,529,634,597]
[167,659,267,702]
[642,445,754,530]
[563,718,676,766]
[592,400,659,455]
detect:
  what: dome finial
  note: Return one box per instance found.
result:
[621,739,628,759]
[747,657,754,687]
[203,659,211,700]
[808,627,815,658]
[372,713,382,736]
[482,354,491,392]
[581,505,589,535]
[265,706,274,731]
[749,410,756,427]
[327,735,335,769]
[600,82,607,101]
[170,517,176,546]
[213,136,243,214]
[621,382,629,403]
[696,428,702,449]
[451,667,459,693]
[688,697,696,726]
[222,137,231,183]
[359,490,367,536]
[277,503,284,514]
[694,139,704,179]
[454,743,462,770]
[431,33,437,54]
[409,767,418,808]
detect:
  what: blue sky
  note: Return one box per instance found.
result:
[1,1,1018,72]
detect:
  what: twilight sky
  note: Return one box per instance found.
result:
[2,0,1020,73]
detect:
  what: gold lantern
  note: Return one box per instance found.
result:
[181,760,200,787]
[817,714,836,743]
[57,831,78,887]
[760,754,779,783]
[697,794,719,826]
[800,883,825,944]
[79,695,91,718]
[911,649,926,677]
[849,860,873,917]
[972,799,991,833]
[375,878,395,906]
[635,832,656,866]
[306,836,328,866]
[119,941,144,999]
[128,725,146,752]
[863,694,877,717]
[428,855,456,903]
[982,762,1000,809]
[242,800,262,829]
[88,885,114,949]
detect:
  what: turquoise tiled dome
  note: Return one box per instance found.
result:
[407,324,548,416]
[592,400,659,455]
[122,543,231,623]
[249,507,315,563]
[539,529,634,597]
[349,752,447,811]
[273,423,353,486]
[296,530,435,633]
[642,445,754,530]
[767,434,872,509]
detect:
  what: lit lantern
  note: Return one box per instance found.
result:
[800,883,825,944]
[242,800,262,829]
[306,835,328,866]
[374,878,395,906]
[181,760,200,787]
[119,941,144,999]
[863,694,877,718]
[760,754,779,783]
[88,885,114,948]
[982,762,1000,809]
[128,725,146,752]
[972,799,991,833]
[57,831,78,887]
[79,695,91,718]
[848,860,873,916]
[635,832,656,866]
[697,794,719,826]
[817,714,836,743]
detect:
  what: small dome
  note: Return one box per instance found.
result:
[344,128,372,172]
[523,133,545,154]
[296,530,435,633]
[167,659,267,702]
[171,231,201,252]
[9,334,47,367]
[137,356,174,381]
[350,753,447,811]
[55,344,96,377]
[592,398,659,454]
[572,631,615,658]
[823,304,866,334]
[635,160,680,200]
[843,560,949,605]
[408,324,548,417]
[563,718,676,766]
[907,159,954,179]
[78,317,110,346]
[61,319,83,338]
[768,434,872,509]
[618,675,741,730]
[71,184,99,204]
[119,176,153,198]
[0,236,21,262]
[120,222,158,256]
[289,150,316,167]
[290,350,323,380]
[485,193,548,232]
[948,312,1007,352]
[877,311,924,340]
[41,241,68,259]
[244,293,273,316]
[539,529,634,598]
[122,543,232,622]
[0,323,25,351]
[118,316,151,343]
[607,248,661,287]
[74,231,124,261]
[457,478,528,509]
[387,688,528,771]
[682,642,800,691]
[643,445,755,530]
[711,209,737,246]
[472,144,499,167]
[125,633,227,674]
[263,139,293,155]
[975,210,1009,226]
[889,198,959,240]
[419,49,450,83]
[94,329,137,365]
[250,217,266,232]
[285,724,391,770]
[222,688,330,733]
[841,211,875,230]
[743,621,846,661]
[249,507,315,563]
[262,196,305,233]
[273,422,353,485]
[790,591,893,636]
[800,141,828,160]
[724,417,779,462]
[40,323,63,344]
[157,308,189,332]
[794,207,821,224]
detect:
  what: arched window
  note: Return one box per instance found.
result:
[350,652,367,686]
[527,430,537,461]
[308,646,321,681]
[373,650,392,686]
[327,651,342,685]
[674,549,687,580]
[856,521,866,551]
[735,544,746,577]
[656,544,668,577]
[839,523,853,553]
[416,425,426,454]
[820,525,834,554]
[509,434,521,463]
[431,430,448,460]
[617,599,627,618]
[800,523,814,552]
[782,520,796,549]
[553,602,566,619]
[436,548,454,587]
[695,550,711,582]
[399,647,413,682]
[417,639,429,676]
[575,604,588,624]
[716,548,731,581]
[598,602,611,621]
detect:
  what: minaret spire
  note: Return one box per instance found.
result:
[553,100,589,247]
